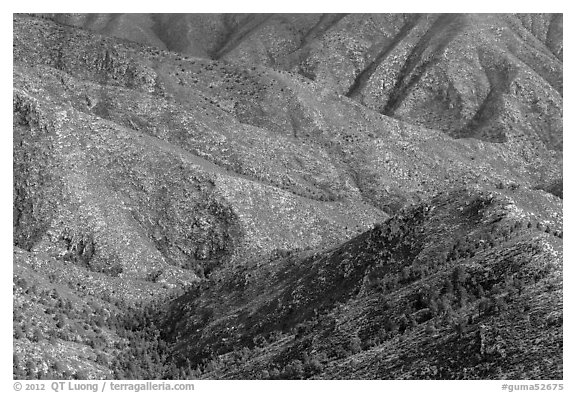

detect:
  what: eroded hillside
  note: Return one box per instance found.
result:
[46,13,563,149]
[164,187,562,379]
[13,13,562,380]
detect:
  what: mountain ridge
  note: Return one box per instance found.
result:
[13,13,562,380]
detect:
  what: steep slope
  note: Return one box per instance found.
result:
[13,13,562,380]
[15,14,563,199]
[14,14,562,276]
[13,246,176,379]
[47,13,563,150]
[163,186,562,379]
[14,16,390,279]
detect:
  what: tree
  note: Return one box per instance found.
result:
[398,315,410,334]
[428,298,439,316]
[408,314,418,328]
[25,360,36,379]
[304,355,324,375]
[443,279,454,296]
[75,370,89,380]
[54,360,66,374]
[56,312,67,329]
[476,284,486,299]
[96,353,108,366]
[32,328,43,342]
[425,322,437,335]
[14,325,25,339]
[458,286,469,309]
[284,360,304,379]
[439,296,453,315]
[269,367,280,379]
[452,265,468,287]
[13,353,24,379]
[478,297,493,317]
[452,318,467,338]
[349,332,363,354]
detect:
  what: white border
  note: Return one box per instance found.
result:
[3,3,571,391]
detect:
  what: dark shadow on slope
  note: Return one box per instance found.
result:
[213,14,274,60]
[300,14,348,48]
[455,48,517,143]
[382,14,465,116]
[345,14,421,99]
[162,187,562,372]
[534,178,563,199]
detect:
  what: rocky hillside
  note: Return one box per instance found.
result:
[45,13,564,150]
[13,13,562,380]
[165,187,562,379]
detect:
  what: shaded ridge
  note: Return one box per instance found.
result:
[382,14,465,116]
[345,14,421,99]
